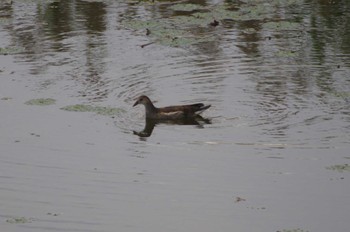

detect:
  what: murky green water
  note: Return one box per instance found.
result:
[1,0,349,232]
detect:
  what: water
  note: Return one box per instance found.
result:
[1,0,350,231]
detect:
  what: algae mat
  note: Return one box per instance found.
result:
[122,1,304,48]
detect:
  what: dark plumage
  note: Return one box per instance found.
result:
[133,95,211,119]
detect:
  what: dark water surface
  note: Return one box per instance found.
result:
[1,0,350,231]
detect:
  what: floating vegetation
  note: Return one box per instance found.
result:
[25,98,56,106]
[270,0,305,6]
[16,0,58,3]
[123,19,215,47]
[326,164,350,173]
[239,3,274,20]
[122,1,304,48]
[331,91,350,99]
[277,229,309,232]
[0,17,11,25]
[242,28,257,34]
[169,3,205,12]
[122,19,163,31]
[262,21,301,30]
[0,46,25,55]
[169,15,210,28]
[6,216,34,224]
[61,104,125,116]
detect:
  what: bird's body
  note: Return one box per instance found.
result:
[133,95,211,120]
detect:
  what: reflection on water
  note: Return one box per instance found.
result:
[133,116,211,138]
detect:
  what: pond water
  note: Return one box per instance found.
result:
[1,0,350,231]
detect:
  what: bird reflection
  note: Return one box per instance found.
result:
[133,115,211,138]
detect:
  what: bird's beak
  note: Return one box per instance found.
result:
[133,100,139,107]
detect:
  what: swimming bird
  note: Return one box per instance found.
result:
[133,95,211,120]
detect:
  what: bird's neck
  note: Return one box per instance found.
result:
[144,103,157,116]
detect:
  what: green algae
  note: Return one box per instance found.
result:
[61,104,124,116]
[169,15,208,27]
[6,217,33,224]
[0,17,11,25]
[270,0,304,6]
[169,3,205,12]
[263,21,301,30]
[326,164,350,173]
[123,19,215,47]
[0,46,25,55]
[239,4,274,20]
[277,229,309,232]
[25,98,56,106]
[122,19,163,31]
[122,1,305,48]
[331,91,350,99]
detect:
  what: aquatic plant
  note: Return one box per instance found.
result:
[326,164,350,172]
[25,98,56,106]
[6,217,34,224]
[121,1,305,48]
[0,46,25,55]
[277,229,309,232]
[61,104,124,116]
[169,3,204,12]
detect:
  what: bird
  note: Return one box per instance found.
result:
[133,95,211,120]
